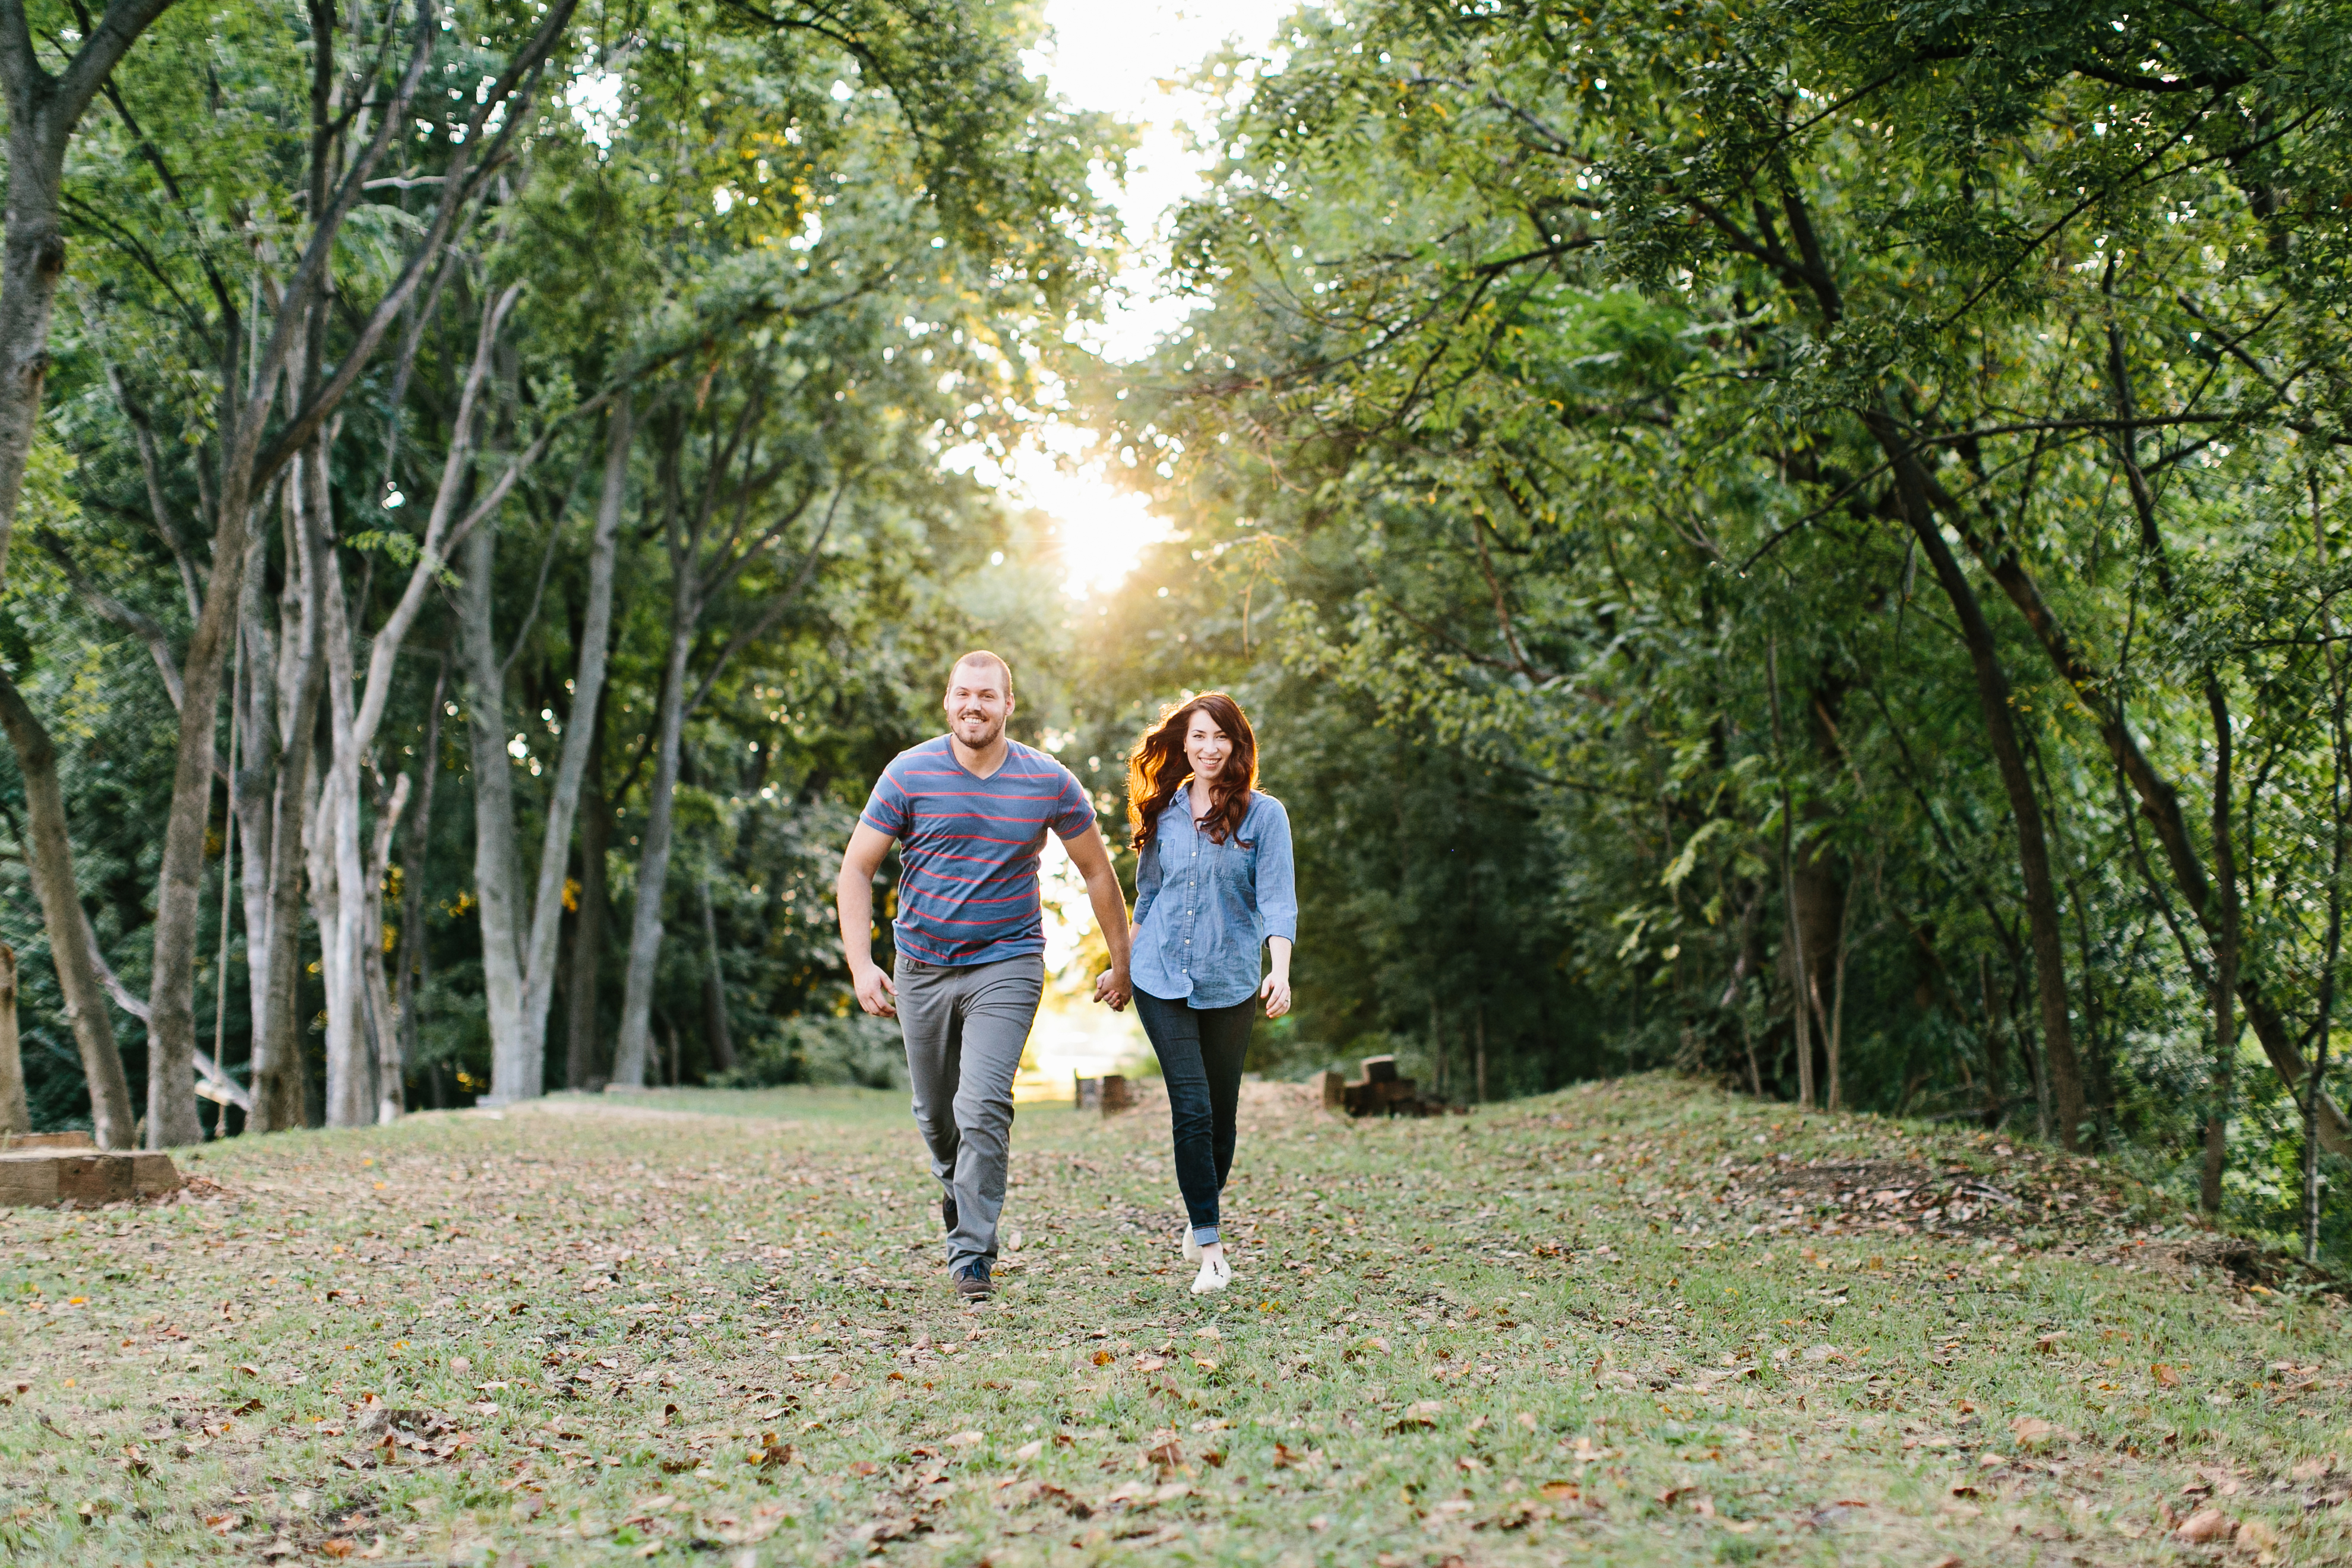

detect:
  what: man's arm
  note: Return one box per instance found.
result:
[836,823,900,1017]
[1061,821,1133,1011]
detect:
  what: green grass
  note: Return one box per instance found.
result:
[1,1074,2345,1565]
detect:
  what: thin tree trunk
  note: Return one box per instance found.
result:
[565,713,609,1089]
[612,618,694,1087]
[0,669,136,1146]
[363,772,410,1121]
[393,658,447,1093]
[323,284,521,1117]
[697,874,733,1074]
[232,527,279,1113]
[1765,637,1813,1109]
[1823,889,1851,1114]
[1978,954,2010,1127]
[253,484,329,1133]
[2306,683,2343,1260]
[1714,188,2079,1143]
[1867,405,2084,1149]
[461,517,531,1100]
[510,396,631,1086]
[2309,484,2348,1262]
[2202,682,2239,1214]
[206,655,239,1136]
[0,944,25,1135]
[307,438,375,1130]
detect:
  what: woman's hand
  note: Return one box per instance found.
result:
[1259,971,1292,1019]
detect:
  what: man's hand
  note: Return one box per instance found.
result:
[1260,972,1292,1019]
[853,963,899,1018]
[1060,821,1136,1014]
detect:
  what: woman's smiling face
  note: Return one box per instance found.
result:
[1185,710,1234,785]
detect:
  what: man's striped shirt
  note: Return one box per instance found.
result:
[858,735,1096,968]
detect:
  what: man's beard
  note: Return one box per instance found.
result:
[953,712,1005,747]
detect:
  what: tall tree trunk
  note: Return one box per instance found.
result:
[0,670,136,1146]
[612,616,695,1087]
[510,396,631,1085]
[306,439,375,1130]
[1914,443,2344,1152]
[252,483,329,1133]
[1715,186,2081,1142]
[564,716,609,1089]
[232,529,280,1114]
[697,874,733,1074]
[316,283,517,1115]
[1865,405,2086,1149]
[460,517,532,1101]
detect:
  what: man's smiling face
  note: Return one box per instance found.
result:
[944,659,1013,750]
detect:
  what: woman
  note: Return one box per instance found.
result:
[1125,692,1297,1295]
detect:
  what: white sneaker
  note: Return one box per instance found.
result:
[1190,1254,1231,1295]
[1182,1229,1202,1264]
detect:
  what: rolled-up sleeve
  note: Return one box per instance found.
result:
[1133,832,1162,927]
[1253,798,1298,944]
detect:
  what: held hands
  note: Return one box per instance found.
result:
[853,964,898,1019]
[1093,965,1133,1012]
[1260,972,1292,1019]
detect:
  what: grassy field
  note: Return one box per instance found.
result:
[1,1073,2347,1566]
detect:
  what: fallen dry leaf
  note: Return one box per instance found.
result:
[2154,1363,2183,1387]
[2173,1507,2235,1544]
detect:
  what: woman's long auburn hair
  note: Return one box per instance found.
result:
[1126,692,1259,851]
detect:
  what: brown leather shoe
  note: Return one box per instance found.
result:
[953,1263,994,1300]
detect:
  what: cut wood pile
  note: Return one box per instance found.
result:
[1074,1074,1135,1114]
[1318,1055,1463,1118]
[0,1130,182,1206]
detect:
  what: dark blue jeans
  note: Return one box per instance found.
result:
[1134,989,1254,1245]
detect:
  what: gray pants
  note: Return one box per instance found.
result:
[896,954,1045,1272]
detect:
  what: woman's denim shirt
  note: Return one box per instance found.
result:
[1130,791,1298,1009]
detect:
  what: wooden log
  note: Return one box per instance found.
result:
[0,1130,96,1150]
[1316,1070,1345,1110]
[1074,1075,1102,1111]
[1099,1074,1134,1114]
[1360,1055,1399,1085]
[0,1147,180,1206]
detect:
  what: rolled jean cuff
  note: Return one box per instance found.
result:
[1191,1225,1219,1247]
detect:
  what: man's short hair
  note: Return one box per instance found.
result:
[948,650,1013,696]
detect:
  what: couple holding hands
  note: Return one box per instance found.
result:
[835,652,1297,1303]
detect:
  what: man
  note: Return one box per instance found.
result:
[836,651,1133,1300]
